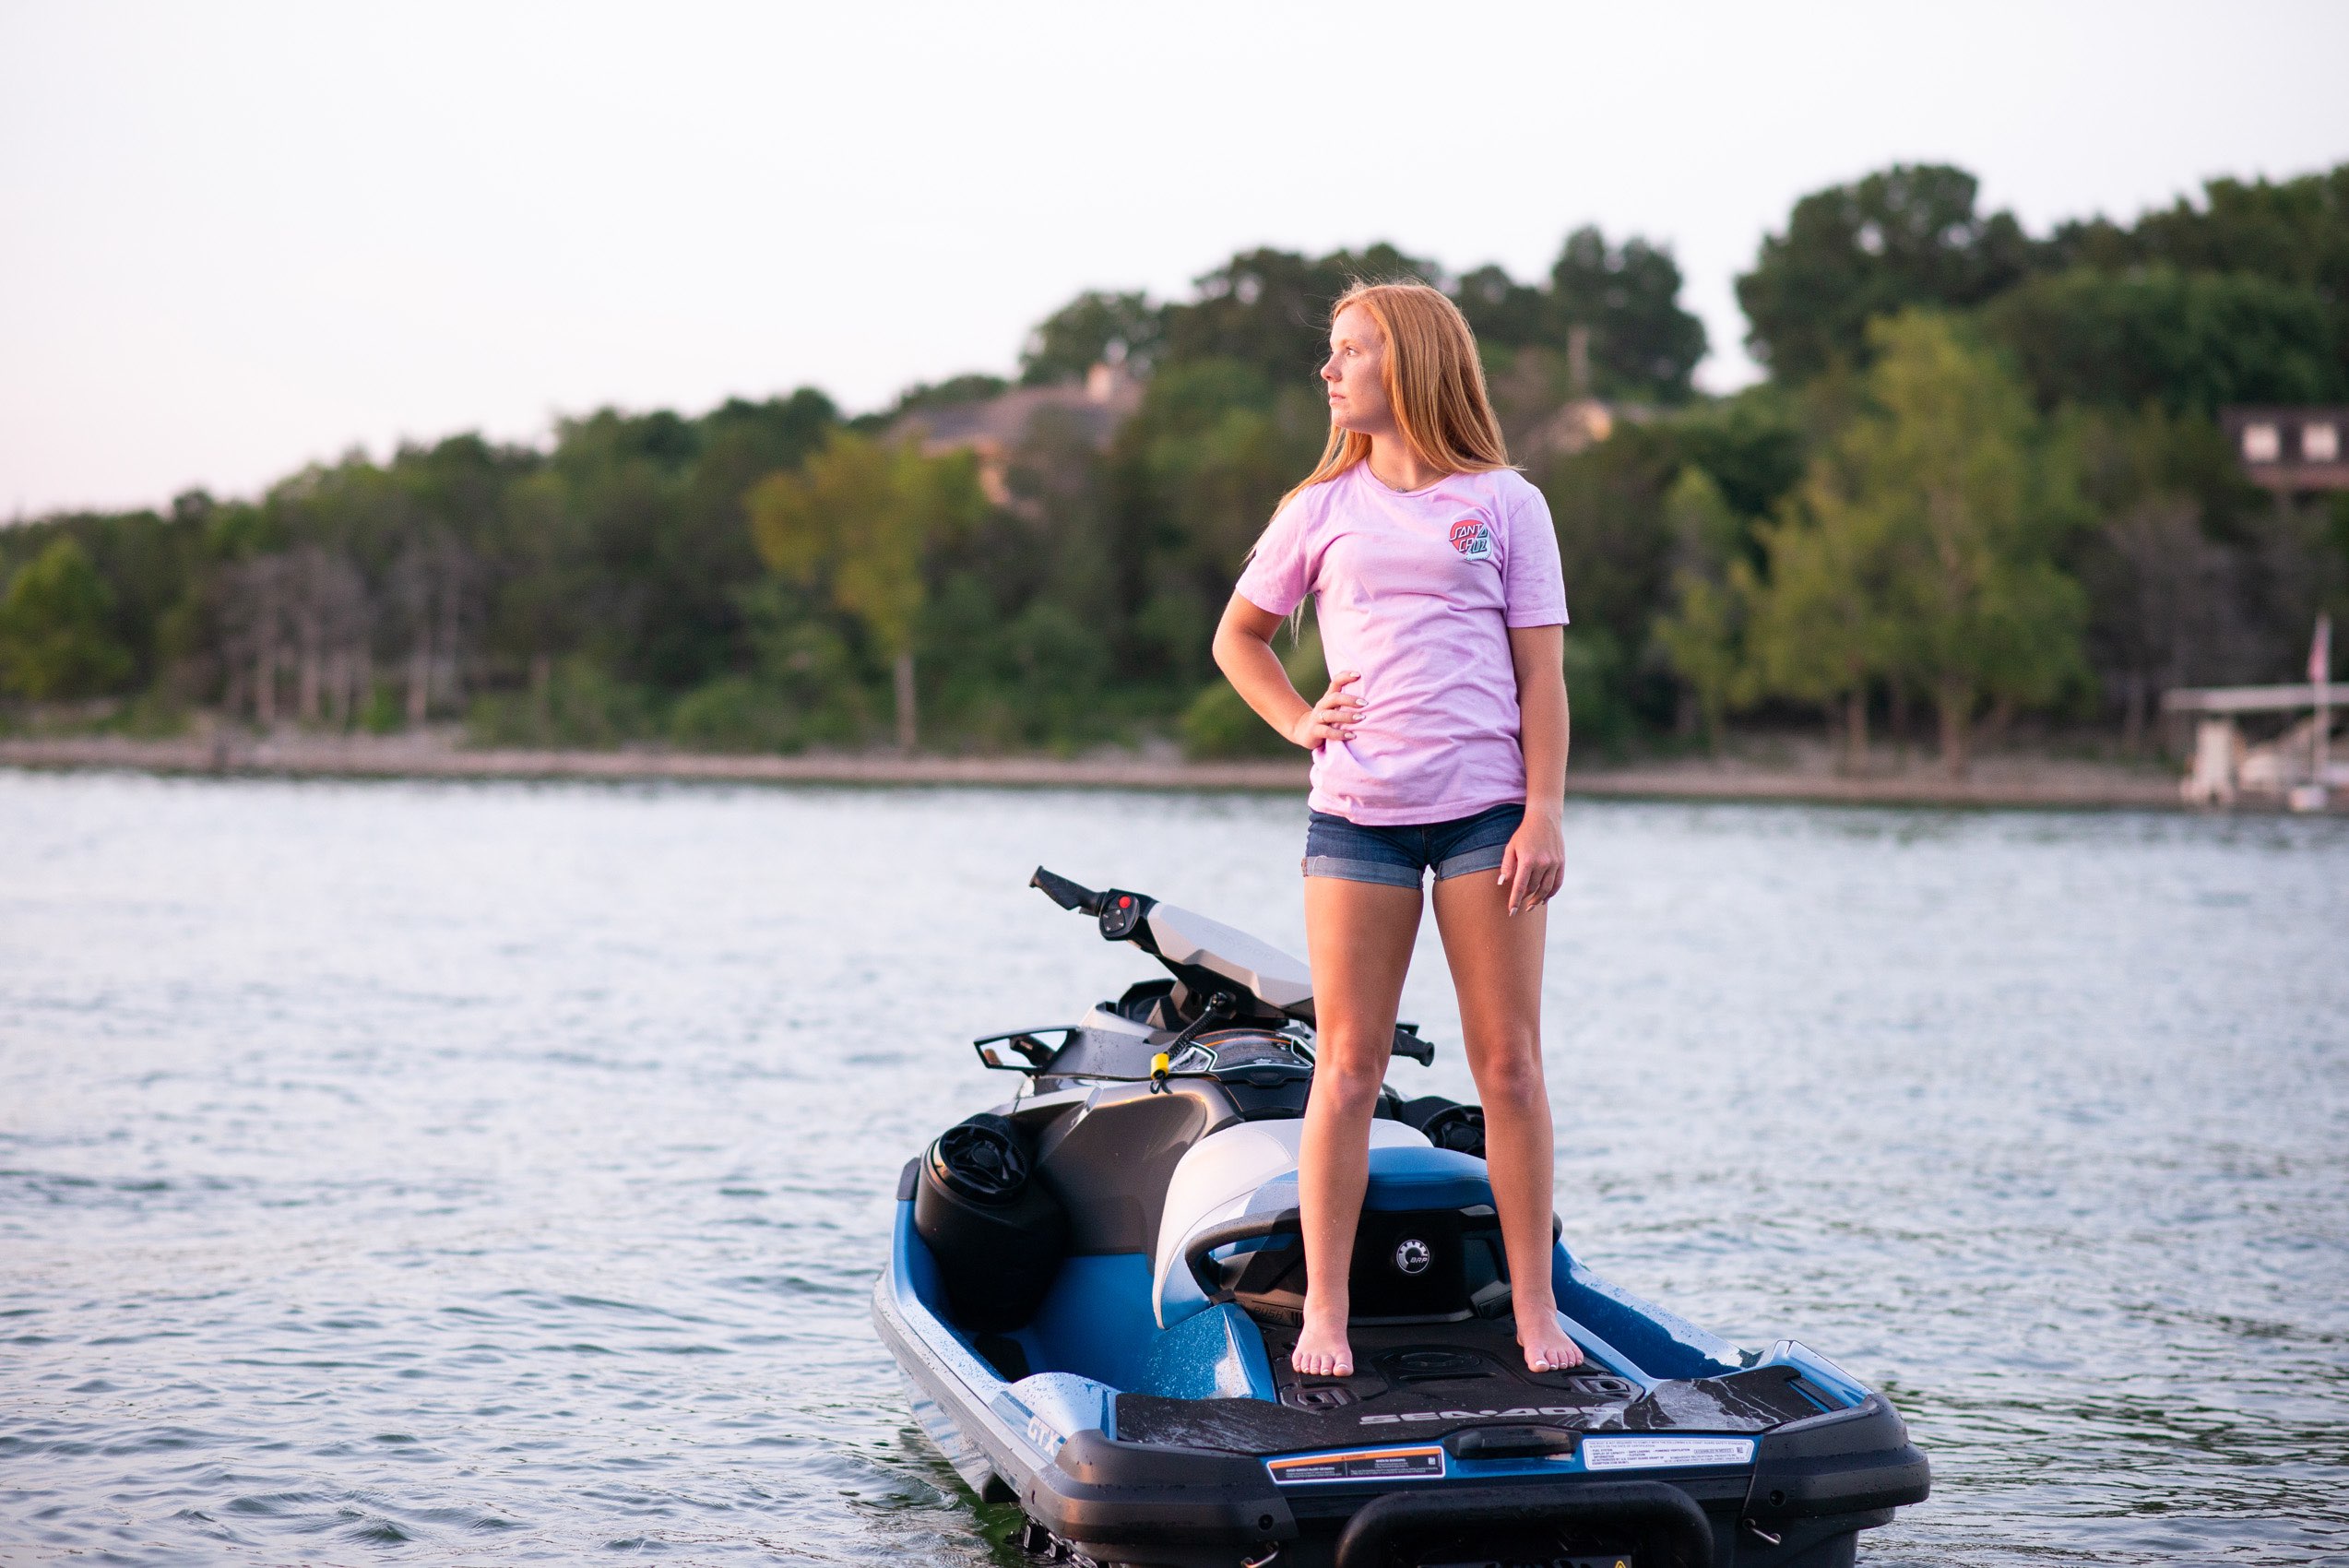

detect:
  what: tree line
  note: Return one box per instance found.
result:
[4,161,2344,772]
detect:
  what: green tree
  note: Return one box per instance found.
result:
[1737,164,2038,382]
[746,430,986,750]
[1107,359,1326,690]
[1548,227,1708,400]
[1452,263,1551,350]
[1982,266,2343,414]
[878,374,1010,421]
[1181,623,1324,759]
[1532,425,1684,730]
[0,536,135,700]
[2050,165,2349,299]
[545,409,730,691]
[1021,291,1164,384]
[1159,244,1436,385]
[1668,387,1809,526]
[1744,473,1901,770]
[1757,311,2086,775]
[2057,404,2294,743]
[1650,468,1752,749]
[28,160,2349,763]
[918,407,1126,747]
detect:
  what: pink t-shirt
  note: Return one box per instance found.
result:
[1234,463,1568,826]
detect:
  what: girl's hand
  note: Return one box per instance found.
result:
[1287,671,1364,749]
[1498,805,1564,916]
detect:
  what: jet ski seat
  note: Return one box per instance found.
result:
[1032,1079,1244,1255]
[1151,1120,1502,1330]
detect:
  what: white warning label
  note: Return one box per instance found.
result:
[1580,1436,1756,1470]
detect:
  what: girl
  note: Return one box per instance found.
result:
[1210,280,1581,1379]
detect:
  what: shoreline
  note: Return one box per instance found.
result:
[0,731,2243,812]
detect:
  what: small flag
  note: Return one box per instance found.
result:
[2312,614,2333,688]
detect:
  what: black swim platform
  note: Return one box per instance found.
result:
[1116,1316,1833,1455]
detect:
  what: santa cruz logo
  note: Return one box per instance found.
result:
[1448,518,1493,561]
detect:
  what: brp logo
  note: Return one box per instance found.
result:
[1393,1238,1432,1276]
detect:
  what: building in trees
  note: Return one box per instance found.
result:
[892,363,1143,507]
[2224,408,2349,493]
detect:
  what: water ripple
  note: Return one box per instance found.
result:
[2,772,2344,1564]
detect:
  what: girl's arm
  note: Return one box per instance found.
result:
[1501,623,1569,914]
[1212,592,1362,749]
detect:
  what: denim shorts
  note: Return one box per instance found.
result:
[1302,802,1524,889]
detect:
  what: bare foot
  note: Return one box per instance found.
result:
[1291,1307,1355,1378]
[1517,1310,1584,1373]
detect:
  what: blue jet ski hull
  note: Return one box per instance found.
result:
[877,872,1927,1566]
[875,1161,1927,1568]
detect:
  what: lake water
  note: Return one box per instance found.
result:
[3,770,2344,1565]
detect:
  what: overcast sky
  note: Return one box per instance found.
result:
[4,0,2345,517]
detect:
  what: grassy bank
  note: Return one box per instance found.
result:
[0,730,2211,812]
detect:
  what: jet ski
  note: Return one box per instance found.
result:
[872,868,1928,1568]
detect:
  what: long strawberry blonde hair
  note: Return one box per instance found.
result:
[1276,279,1511,514]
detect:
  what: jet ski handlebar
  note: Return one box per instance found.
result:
[1027,866,1432,1061]
[1029,866,1157,945]
[1028,866,1105,915]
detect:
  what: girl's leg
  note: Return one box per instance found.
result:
[1428,871,1583,1372]
[1293,873,1423,1378]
